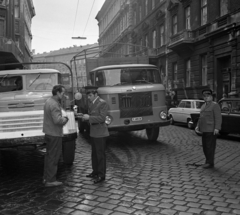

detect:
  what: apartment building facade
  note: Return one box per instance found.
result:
[0,0,35,69]
[96,0,240,101]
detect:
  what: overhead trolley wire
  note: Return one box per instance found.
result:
[72,0,80,36]
[82,0,96,36]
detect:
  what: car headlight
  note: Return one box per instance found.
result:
[105,115,112,125]
[159,111,167,120]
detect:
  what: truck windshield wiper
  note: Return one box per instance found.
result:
[0,74,8,84]
[29,74,41,87]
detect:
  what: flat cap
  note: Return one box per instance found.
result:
[84,85,98,94]
[202,89,213,95]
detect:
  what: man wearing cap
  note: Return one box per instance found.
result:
[196,89,222,169]
[82,86,109,184]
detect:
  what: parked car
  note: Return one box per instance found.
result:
[190,98,240,136]
[168,99,205,129]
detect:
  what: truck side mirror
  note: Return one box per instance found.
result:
[75,92,82,100]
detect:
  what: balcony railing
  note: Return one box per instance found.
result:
[170,30,194,45]
[156,45,166,55]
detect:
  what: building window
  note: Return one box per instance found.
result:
[145,0,148,16]
[140,38,143,51]
[145,34,148,47]
[185,6,190,30]
[0,18,5,37]
[172,15,177,35]
[201,54,207,85]
[201,0,207,26]
[139,5,142,21]
[160,25,164,46]
[152,30,156,48]
[173,62,178,88]
[220,0,228,16]
[152,0,155,10]
[14,0,20,18]
[133,10,137,25]
[186,59,191,87]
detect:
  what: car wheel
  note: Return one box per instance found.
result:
[169,115,174,125]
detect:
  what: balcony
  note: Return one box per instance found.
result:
[156,45,166,56]
[0,37,24,63]
[168,30,195,57]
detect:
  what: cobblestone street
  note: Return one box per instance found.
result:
[0,125,240,215]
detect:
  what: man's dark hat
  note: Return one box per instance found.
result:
[202,89,213,95]
[84,85,98,94]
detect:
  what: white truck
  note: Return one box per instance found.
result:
[0,62,78,164]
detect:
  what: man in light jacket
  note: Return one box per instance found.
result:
[196,89,222,169]
[43,85,68,187]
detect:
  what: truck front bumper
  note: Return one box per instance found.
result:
[108,120,170,132]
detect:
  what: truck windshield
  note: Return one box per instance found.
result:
[0,75,22,92]
[26,73,57,91]
[90,68,161,87]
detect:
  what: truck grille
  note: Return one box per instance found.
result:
[0,114,43,133]
[8,102,34,109]
[119,92,153,118]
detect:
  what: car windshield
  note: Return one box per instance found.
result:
[196,101,205,109]
[26,73,57,91]
[89,68,161,87]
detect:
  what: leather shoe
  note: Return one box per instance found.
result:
[45,181,63,187]
[93,176,105,184]
[202,163,214,169]
[86,173,98,178]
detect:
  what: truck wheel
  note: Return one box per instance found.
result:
[146,127,159,142]
[62,140,75,165]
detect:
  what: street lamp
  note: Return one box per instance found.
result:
[72,36,87,39]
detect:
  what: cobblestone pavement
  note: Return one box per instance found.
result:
[0,125,240,215]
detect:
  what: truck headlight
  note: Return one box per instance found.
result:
[105,115,112,125]
[159,111,167,120]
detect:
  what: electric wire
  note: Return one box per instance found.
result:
[82,0,96,36]
[72,0,80,36]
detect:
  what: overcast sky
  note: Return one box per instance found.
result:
[32,0,105,54]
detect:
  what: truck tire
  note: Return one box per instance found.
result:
[62,140,75,165]
[146,127,159,142]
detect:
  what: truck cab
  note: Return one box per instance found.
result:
[0,69,77,164]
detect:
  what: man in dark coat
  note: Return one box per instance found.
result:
[82,86,109,183]
[196,89,222,169]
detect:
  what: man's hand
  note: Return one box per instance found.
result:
[82,114,90,121]
[214,129,219,135]
[63,116,69,125]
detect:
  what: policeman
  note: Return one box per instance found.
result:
[196,89,222,169]
[82,86,109,183]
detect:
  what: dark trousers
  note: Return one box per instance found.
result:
[202,132,217,165]
[43,134,62,182]
[91,137,107,178]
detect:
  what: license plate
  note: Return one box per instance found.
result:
[132,117,142,122]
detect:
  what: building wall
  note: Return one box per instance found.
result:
[0,0,35,69]
[96,0,240,100]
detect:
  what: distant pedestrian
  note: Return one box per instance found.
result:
[196,89,222,169]
[43,85,69,187]
[82,86,109,184]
